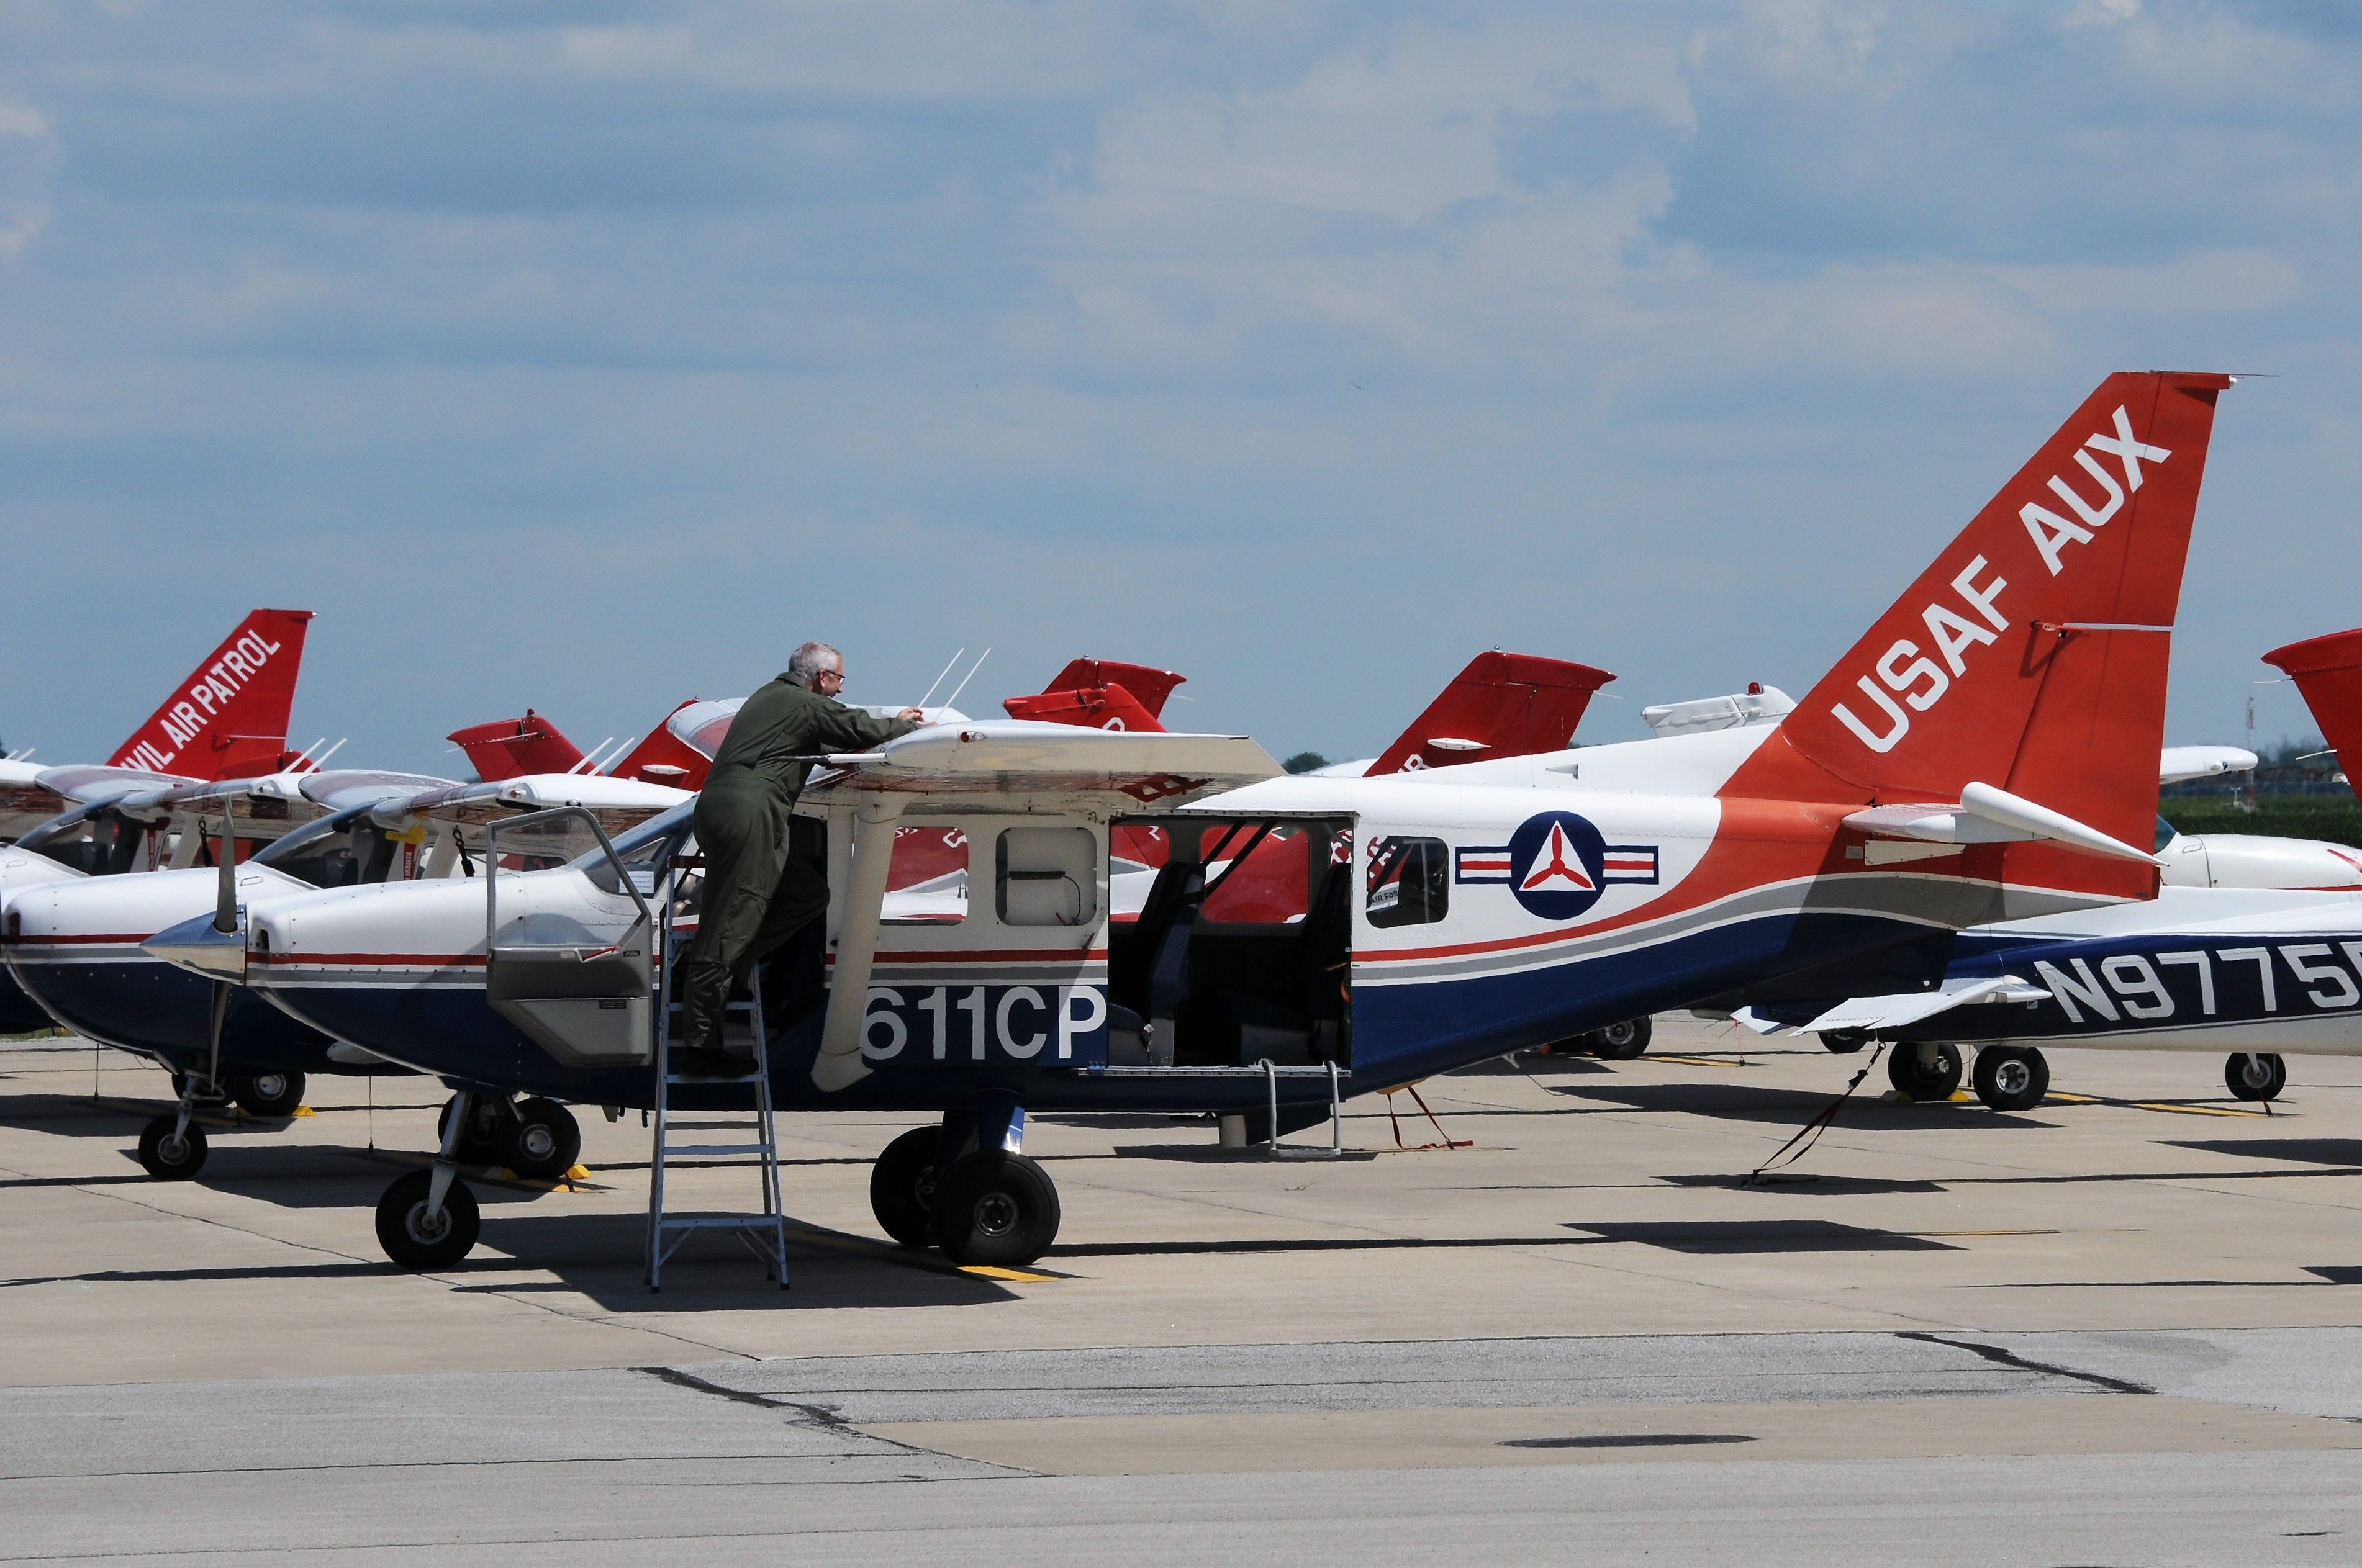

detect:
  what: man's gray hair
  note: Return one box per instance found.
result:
[786,641,843,689]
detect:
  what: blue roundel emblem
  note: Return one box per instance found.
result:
[1507,811,1609,921]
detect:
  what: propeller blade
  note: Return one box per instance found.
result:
[214,807,238,934]
[207,977,229,1091]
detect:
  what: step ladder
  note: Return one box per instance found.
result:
[646,855,789,1292]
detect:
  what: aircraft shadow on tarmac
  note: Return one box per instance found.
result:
[1558,1080,2060,1131]
[2163,1138,2362,1169]
[464,1209,1024,1312]
[1562,1219,1960,1254]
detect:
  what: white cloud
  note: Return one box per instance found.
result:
[0,97,47,138]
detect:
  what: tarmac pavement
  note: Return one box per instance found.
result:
[7,1018,2362,1562]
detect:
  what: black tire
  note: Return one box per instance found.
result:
[136,1115,207,1179]
[499,1098,582,1181]
[229,1071,305,1119]
[1819,1030,1868,1055]
[871,1127,945,1248]
[2226,1052,2287,1102]
[1971,1046,2049,1112]
[375,1169,481,1270]
[1593,1018,1653,1061]
[437,1095,512,1166]
[930,1150,1061,1268]
[1887,1042,1963,1102]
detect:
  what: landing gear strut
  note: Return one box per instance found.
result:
[1887,1042,1962,1102]
[378,1089,484,1269]
[2226,1052,2286,1102]
[1971,1045,2049,1112]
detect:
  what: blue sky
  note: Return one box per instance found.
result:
[2,1,2355,772]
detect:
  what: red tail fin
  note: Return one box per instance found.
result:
[447,710,587,782]
[1003,684,1167,732]
[108,610,314,780]
[2263,628,2362,806]
[1367,652,1616,774]
[1004,658,1187,732]
[1727,371,2232,894]
[1023,659,1185,719]
[607,700,719,789]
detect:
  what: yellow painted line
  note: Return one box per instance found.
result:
[959,1264,1061,1282]
[2043,1092,2099,1104]
[1919,1228,2061,1238]
[2130,1101,2266,1119]
[1650,1055,1749,1069]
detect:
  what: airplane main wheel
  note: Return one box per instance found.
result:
[930,1151,1060,1268]
[1888,1043,1963,1102]
[2227,1052,2287,1102]
[1819,1030,1868,1055]
[437,1094,513,1166]
[499,1099,582,1181]
[229,1071,305,1119]
[1589,1018,1653,1060]
[137,1116,208,1179]
[376,1171,481,1271]
[870,1127,944,1249]
[1971,1047,2049,1112]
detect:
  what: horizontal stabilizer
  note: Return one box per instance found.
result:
[1800,976,2052,1035]
[1845,780,2161,865]
[1642,685,1796,739]
[2159,744,2257,785]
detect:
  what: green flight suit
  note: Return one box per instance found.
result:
[681,677,917,1053]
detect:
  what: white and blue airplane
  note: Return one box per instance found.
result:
[147,371,2239,1271]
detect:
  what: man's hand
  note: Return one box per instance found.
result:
[897,707,928,723]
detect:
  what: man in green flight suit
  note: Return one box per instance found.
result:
[676,641,926,1076]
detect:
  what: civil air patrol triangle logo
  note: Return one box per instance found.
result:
[1458,811,1660,921]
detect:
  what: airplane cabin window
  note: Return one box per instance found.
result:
[883,823,968,924]
[1365,835,1449,927]
[996,827,1097,927]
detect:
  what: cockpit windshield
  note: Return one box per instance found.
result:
[253,804,397,889]
[577,800,696,894]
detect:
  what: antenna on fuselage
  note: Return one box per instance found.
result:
[941,647,992,713]
[916,648,966,710]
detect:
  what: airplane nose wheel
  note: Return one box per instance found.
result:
[869,1127,944,1248]
[1887,1042,1963,1102]
[137,1116,207,1179]
[1971,1046,2049,1112]
[2227,1052,2286,1102]
[930,1150,1060,1268]
[375,1170,481,1271]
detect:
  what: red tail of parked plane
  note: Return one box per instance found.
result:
[107,610,314,780]
[1725,370,2232,900]
[2263,626,2362,804]
[1367,652,1615,775]
[1003,659,1185,732]
[446,710,589,782]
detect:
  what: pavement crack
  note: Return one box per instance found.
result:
[1894,1330,2155,1395]
[636,1366,1043,1476]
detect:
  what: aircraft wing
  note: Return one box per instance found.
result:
[297,770,463,813]
[32,764,198,808]
[805,722,1280,808]
[391,773,692,839]
[1793,976,2052,1036]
